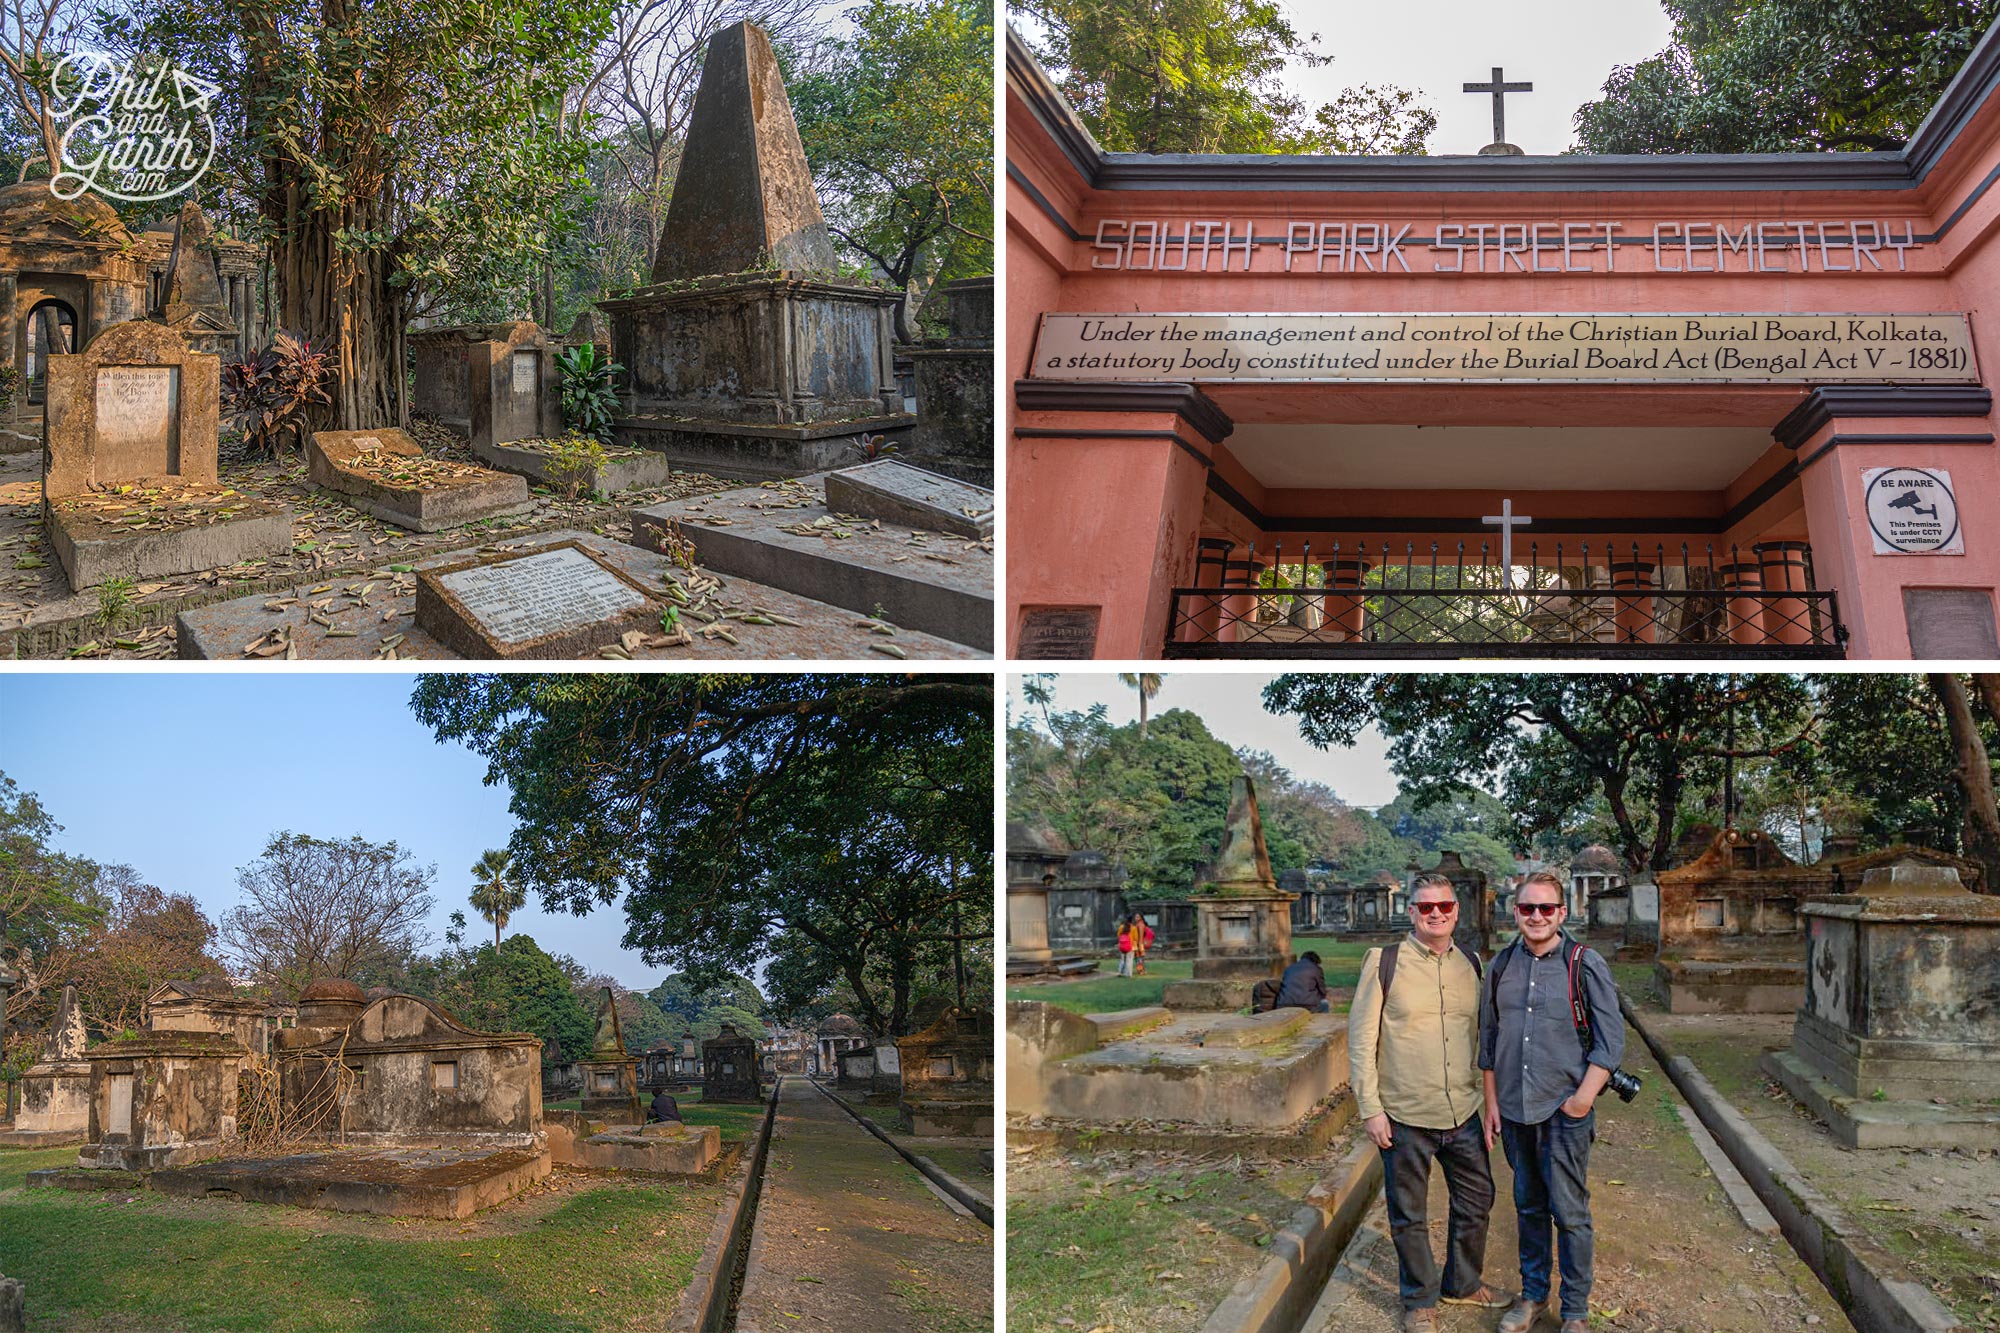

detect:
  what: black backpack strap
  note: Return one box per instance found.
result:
[1375,942,1401,1051]
[1456,940,1484,980]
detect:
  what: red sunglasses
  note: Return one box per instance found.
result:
[1412,900,1457,915]
[1516,902,1562,917]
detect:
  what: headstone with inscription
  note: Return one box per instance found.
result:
[824,459,993,537]
[408,322,563,455]
[42,319,290,588]
[307,427,532,532]
[415,539,663,659]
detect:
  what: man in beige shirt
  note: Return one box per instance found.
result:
[1348,873,1510,1332]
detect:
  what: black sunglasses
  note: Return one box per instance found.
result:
[1412,900,1457,915]
[1515,902,1562,917]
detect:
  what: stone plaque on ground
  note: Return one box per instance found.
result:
[415,540,661,659]
[823,459,993,537]
[308,427,533,532]
[1017,605,1100,658]
[95,366,179,475]
[1904,588,2000,657]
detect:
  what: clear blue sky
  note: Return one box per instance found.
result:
[0,672,664,986]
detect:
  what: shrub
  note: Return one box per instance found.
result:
[543,434,606,506]
[222,331,332,454]
[0,365,19,413]
[558,342,624,444]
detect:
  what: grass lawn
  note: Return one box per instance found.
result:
[1007,1145,1334,1333]
[1006,941,1379,1016]
[0,1145,725,1333]
[546,1090,766,1145]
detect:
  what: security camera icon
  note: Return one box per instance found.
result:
[1886,490,1939,521]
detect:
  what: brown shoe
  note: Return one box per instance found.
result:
[1401,1309,1438,1333]
[1560,1322,1589,1333]
[1497,1296,1554,1333]
[1442,1283,1512,1309]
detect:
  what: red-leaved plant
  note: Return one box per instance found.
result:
[223,331,332,455]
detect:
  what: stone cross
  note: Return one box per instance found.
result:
[1464,67,1533,148]
[1481,498,1534,588]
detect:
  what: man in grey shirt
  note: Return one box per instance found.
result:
[1478,871,1624,1333]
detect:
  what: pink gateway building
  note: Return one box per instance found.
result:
[1006,27,2000,660]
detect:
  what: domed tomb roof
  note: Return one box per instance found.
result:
[0,183,135,248]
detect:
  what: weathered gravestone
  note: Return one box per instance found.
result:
[1,982,90,1146]
[899,276,994,484]
[408,322,564,456]
[577,987,642,1124]
[602,22,910,478]
[0,1271,20,1333]
[150,200,239,360]
[701,1023,761,1103]
[1763,859,2000,1148]
[1654,826,1829,1014]
[895,1008,993,1137]
[307,427,532,531]
[414,539,663,660]
[1162,775,1296,1011]
[823,459,993,538]
[43,320,290,588]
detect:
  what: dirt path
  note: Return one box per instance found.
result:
[736,1077,991,1333]
[1301,1017,1852,1333]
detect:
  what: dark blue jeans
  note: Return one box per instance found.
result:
[1501,1108,1596,1320]
[1380,1113,1496,1311]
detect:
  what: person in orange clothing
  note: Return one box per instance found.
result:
[1129,912,1156,975]
[1116,919,1136,977]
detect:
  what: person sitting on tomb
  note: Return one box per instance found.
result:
[1274,950,1330,1013]
[648,1090,683,1124]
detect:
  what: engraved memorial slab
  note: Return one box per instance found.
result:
[415,541,661,659]
[823,459,994,537]
[94,366,179,478]
[511,350,538,397]
[1903,588,2000,658]
[1017,605,1101,658]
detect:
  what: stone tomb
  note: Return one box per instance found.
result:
[701,1023,761,1103]
[895,1008,994,1136]
[273,980,544,1152]
[414,539,663,660]
[409,322,562,452]
[1162,775,1296,1011]
[1418,849,1493,957]
[308,428,532,532]
[565,1120,721,1175]
[1763,860,2000,1148]
[42,320,290,588]
[77,1029,248,1170]
[577,987,642,1124]
[1654,827,1830,1014]
[835,1047,875,1089]
[823,459,993,539]
[898,276,995,484]
[1007,1001,1354,1155]
[631,470,993,652]
[0,983,90,1147]
[604,24,911,478]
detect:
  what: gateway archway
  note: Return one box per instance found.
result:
[1006,27,2000,660]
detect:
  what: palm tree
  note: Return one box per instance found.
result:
[468,849,526,948]
[1118,673,1163,740]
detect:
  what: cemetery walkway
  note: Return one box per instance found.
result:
[1300,1018,1854,1333]
[734,1077,991,1333]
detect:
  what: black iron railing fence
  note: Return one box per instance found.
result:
[1166,538,1846,658]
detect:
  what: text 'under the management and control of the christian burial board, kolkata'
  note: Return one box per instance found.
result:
[1030,314,1980,385]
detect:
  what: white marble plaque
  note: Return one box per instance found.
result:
[511,350,539,396]
[437,547,646,645]
[95,366,178,470]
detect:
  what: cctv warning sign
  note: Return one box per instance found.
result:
[1863,467,1962,555]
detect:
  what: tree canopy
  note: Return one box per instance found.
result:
[220,832,436,998]
[411,673,991,1036]
[404,933,597,1063]
[1015,0,1435,154]
[1572,0,2000,153]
